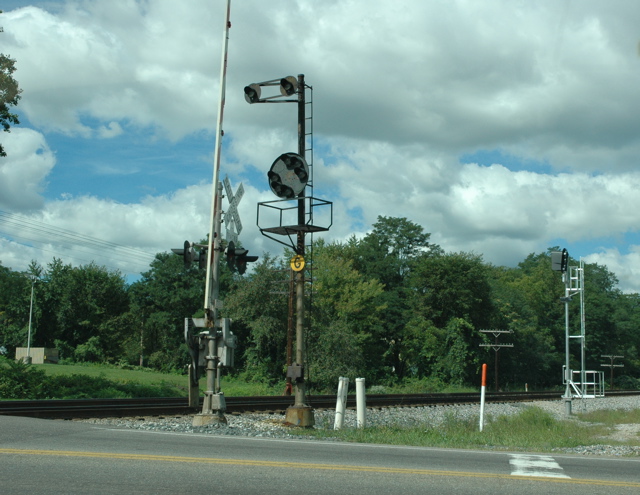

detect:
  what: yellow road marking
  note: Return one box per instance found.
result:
[1,448,639,488]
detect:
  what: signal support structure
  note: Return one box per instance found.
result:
[245,74,333,427]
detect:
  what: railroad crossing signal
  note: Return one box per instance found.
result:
[224,176,243,245]
[171,241,207,269]
[225,241,258,275]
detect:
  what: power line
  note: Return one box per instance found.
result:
[0,209,157,273]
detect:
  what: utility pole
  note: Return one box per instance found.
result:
[25,276,36,364]
[479,329,513,392]
[601,355,624,389]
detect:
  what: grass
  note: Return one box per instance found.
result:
[37,363,187,388]
[6,362,639,454]
[577,408,640,427]
[293,406,640,453]
[31,363,283,397]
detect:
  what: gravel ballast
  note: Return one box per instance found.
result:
[80,395,640,456]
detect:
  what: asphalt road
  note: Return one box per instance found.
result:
[1,415,639,494]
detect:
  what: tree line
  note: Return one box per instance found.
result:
[1,216,639,392]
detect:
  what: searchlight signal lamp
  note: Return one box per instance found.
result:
[279,76,298,96]
[268,152,309,199]
[244,83,261,104]
[243,76,298,104]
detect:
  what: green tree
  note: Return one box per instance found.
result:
[410,251,494,330]
[128,251,207,371]
[435,318,475,386]
[611,293,640,383]
[0,11,22,157]
[36,259,129,361]
[223,253,289,382]
[307,242,386,389]
[407,251,494,382]
[487,263,558,389]
[582,262,620,369]
[0,262,31,354]
[350,216,440,380]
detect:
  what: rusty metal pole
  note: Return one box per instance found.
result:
[284,269,294,395]
[285,74,314,427]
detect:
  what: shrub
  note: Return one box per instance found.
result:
[616,375,640,390]
[0,356,50,399]
[74,336,105,363]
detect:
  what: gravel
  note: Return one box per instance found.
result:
[79,395,640,456]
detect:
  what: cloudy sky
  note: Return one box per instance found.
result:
[1,0,640,291]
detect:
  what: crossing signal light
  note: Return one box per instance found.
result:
[237,252,259,275]
[198,247,208,270]
[171,240,196,268]
[172,241,207,270]
[226,241,237,271]
[225,241,258,274]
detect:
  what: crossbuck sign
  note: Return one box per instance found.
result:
[223,176,244,245]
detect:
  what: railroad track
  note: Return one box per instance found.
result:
[1,390,638,420]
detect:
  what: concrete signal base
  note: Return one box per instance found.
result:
[191,393,227,426]
[285,405,315,428]
[192,413,227,426]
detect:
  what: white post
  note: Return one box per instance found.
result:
[479,363,487,432]
[356,377,366,428]
[25,279,35,364]
[334,376,348,430]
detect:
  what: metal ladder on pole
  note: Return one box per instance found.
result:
[303,86,315,360]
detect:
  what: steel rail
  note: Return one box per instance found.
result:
[1,390,638,420]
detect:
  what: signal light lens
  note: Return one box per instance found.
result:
[268,152,309,199]
[244,84,261,103]
[280,76,298,96]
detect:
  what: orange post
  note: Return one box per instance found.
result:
[479,363,488,431]
[481,363,487,387]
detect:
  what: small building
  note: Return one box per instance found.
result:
[15,347,59,364]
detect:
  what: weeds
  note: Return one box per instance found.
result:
[577,408,640,426]
[295,406,623,453]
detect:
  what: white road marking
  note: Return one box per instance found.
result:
[509,454,570,478]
